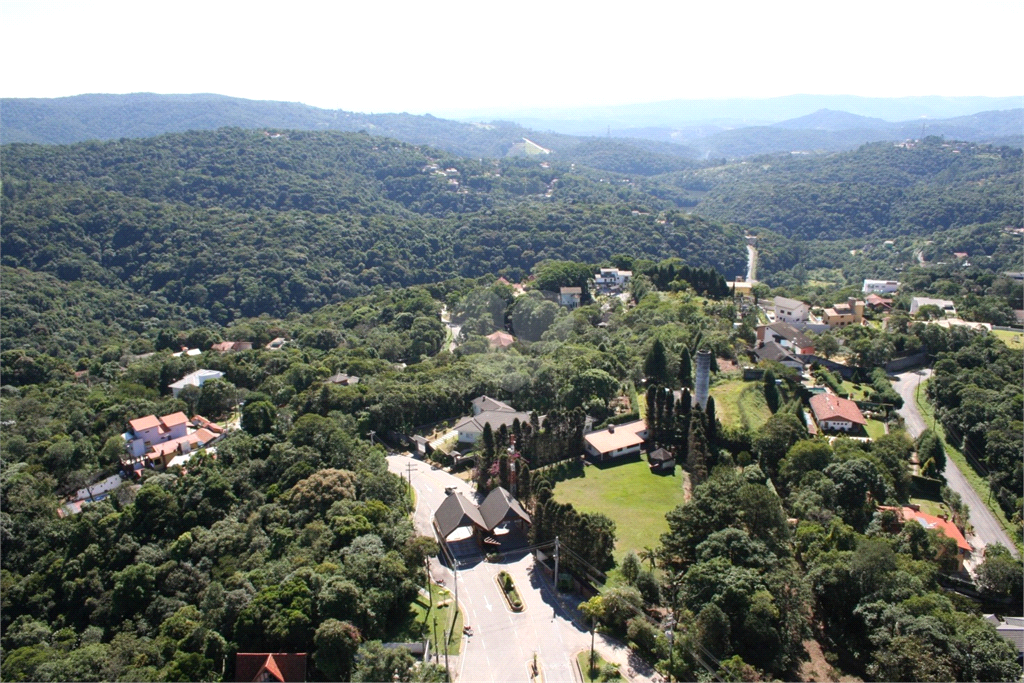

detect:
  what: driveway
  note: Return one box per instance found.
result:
[893,369,1018,558]
[387,454,661,683]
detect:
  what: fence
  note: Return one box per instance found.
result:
[884,351,930,373]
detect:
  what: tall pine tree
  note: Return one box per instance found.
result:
[679,347,692,388]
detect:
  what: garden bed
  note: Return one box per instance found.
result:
[576,651,622,682]
[496,570,525,612]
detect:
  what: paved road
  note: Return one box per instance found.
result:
[893,369,1018,559]
[387,455,661,683]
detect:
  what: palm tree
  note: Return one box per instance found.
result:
[638,546,658,572]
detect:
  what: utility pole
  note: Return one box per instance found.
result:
[553,536,560,594]
[665,614,676,682]
[368,429,376,446]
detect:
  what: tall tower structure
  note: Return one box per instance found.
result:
[695,349,712,409]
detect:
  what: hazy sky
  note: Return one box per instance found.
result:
[3,0,1021,114]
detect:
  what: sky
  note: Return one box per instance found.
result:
[2,0,1022,116]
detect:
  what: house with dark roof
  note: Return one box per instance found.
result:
[453,396,531,443]
[756,322,815,355]
[648,448,675,472]
[753,341,805,370]
[433,487,530,547]
[809,393,866,432]
[471,395,516,415]
[235,653,306,682]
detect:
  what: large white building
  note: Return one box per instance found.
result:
[773,296,809,323]
[909,297,956,316]
[168,369,225,398]
[583,420,649,461]
[862,279,900,294]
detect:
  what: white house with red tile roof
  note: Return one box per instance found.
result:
[125,412,190,457]
[123,413,223,474]
[584,420,649,461]
[809,393,866,432]
[880,505,972,571]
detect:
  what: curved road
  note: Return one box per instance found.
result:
[893,369,1018,559]
[387,455,661,683]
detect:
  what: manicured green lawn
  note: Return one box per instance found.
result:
[553,458,688,563]
[864,419,887,439]
[390,583,463,655]
[992,328,1024,350]
[710,379,772,431]
[839,381,871,401]
[577,651,622,682]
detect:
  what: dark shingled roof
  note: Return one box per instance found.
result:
[755,341,802,365]
[479,486,531,531]
[648,448,674,463]
[765,322,814,350]
[434,492,487,539]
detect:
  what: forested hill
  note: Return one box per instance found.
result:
[1,129,747,334]
[0,93,703,175]
[665,138,1023,242]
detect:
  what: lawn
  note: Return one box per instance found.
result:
[839,380,872,401]
[389,583,463,655]
[553,458,688,563]
[863,419,887,440]
[992,328,1024,350]
[710,378,772,431]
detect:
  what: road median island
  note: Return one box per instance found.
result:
[495,570,525,612]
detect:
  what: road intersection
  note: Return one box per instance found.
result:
[387,454,659,683]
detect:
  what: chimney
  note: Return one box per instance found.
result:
[608,426,615,433]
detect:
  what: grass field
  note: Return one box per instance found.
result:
[553,458,688,563]
[992,328,1024,350]
[710,378,772,431]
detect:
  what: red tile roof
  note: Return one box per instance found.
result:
[881,506,972,552]
[809,393,866,425]
[161,412,189,427]
[129,415,161,432]
[235,653,306,682]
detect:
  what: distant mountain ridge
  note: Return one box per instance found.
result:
[2,93,1020,166]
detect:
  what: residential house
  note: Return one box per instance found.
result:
[486,331,516,349]
[822,297,865,328]
[594,268,632,292]
[583,420,648,461]
[648,448,675,472]
[809,393,866,432]
[211,340,253,353]
[123,412,224,473]
[325,372,360,386]
[756,322,816,355]
[235,653,307,682]
[172,347,202,358]
[58,473,127,517]
[471,395,516,415]
[983,615,1024,664]
[559,286,582,309]
[168,369,225,398]
[753,341,805,371]
[773,296,809,323]
[124,412,190,458]
[862,279,900,294]
[880,505,972,572]
[864,293,893,311]
[909,297,956,316]
[266,337,288,350]
[454,396,531,443]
